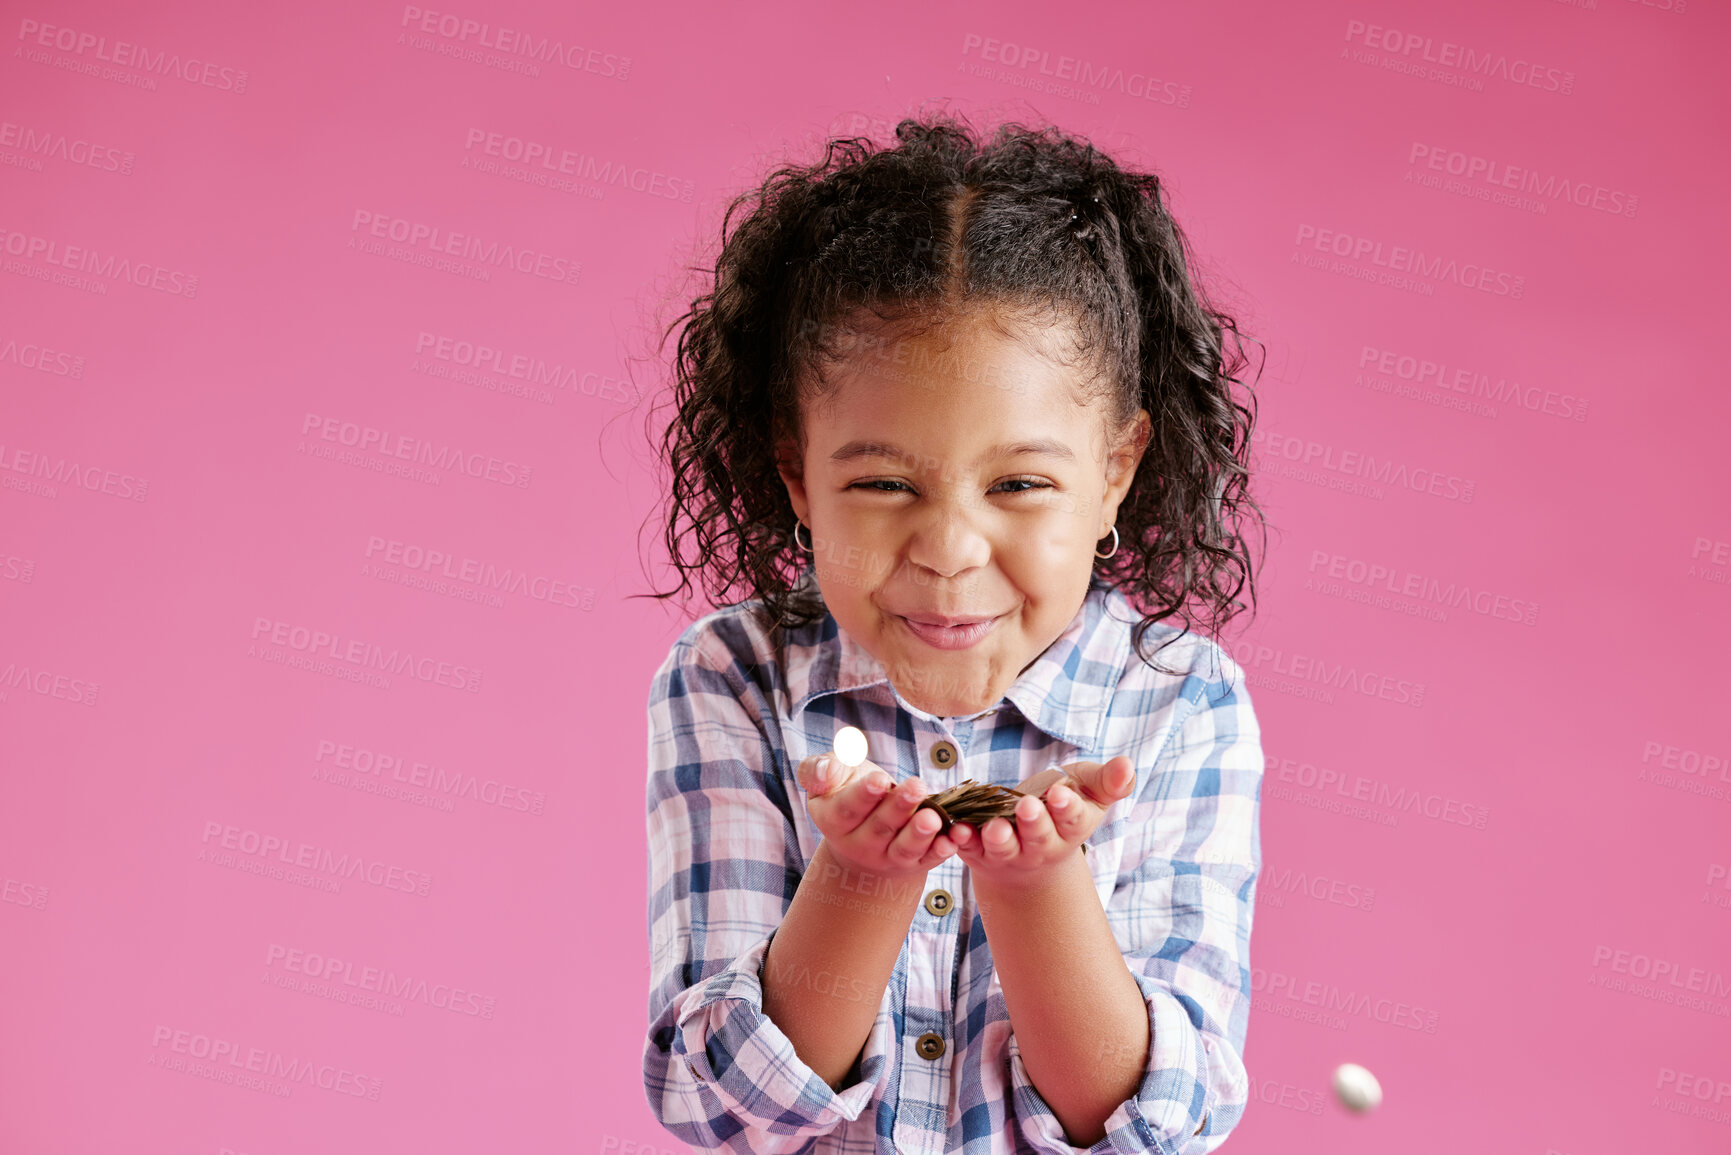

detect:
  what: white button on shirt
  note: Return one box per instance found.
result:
[643,572,1263,1153]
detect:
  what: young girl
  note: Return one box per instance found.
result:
[639,111,1267,1154]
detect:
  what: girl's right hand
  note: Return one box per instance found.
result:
[794,754,968,879]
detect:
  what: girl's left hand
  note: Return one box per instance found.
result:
[950,755,1137,891]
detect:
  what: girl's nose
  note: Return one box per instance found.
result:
[904,504,991,579]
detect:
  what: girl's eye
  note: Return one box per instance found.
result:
[846,478,1053,495]
[992,478,1052,494]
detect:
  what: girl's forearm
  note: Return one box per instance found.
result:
[761,839,924,1088]
[973,851,1149,1147]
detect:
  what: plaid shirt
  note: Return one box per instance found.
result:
[642,573,1263,1154]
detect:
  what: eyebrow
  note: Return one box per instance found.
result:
[829,438,1076,465]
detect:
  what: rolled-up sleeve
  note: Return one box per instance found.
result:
[642,633,893,1153]
[1007,658,1263,1155]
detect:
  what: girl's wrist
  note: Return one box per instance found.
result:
[969,839,1091,903]
[809,839,930,909]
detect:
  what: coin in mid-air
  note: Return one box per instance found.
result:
[1332,1063,1382,1112]
[833,725,869,768]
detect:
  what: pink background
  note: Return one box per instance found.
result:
[3,2,1728,1153]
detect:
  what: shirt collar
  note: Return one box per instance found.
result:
[781,572,1132,751]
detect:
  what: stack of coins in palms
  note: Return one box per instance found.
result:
[913,780,1032,836]
[830,727,1069,836]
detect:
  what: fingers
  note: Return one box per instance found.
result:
[834,767,895,836]
[886,800,944,867]
[1105,755,1137,798]
[801,756,959,871]
[796,754,844,799]
[982,813,1023,863]
[918,826,965,868]
[952,786,1080,870]
[1008,792,1063,856]
[957,818,1036,876]
[1062,755,1137,807]
[1012,767,1066,797]
[859,775,928,846]
[797,755,879,836]
[801,752,1142,877]
[1042,782,1085,842]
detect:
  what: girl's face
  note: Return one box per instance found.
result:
[776,308,1150,719]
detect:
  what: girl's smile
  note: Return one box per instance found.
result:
[893,611,1006,651]
[776,305,1150,718]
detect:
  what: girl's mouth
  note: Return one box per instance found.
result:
[896,614,1003,650]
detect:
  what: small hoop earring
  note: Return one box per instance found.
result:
[1094,525,1120,559]
[793,519,814,554]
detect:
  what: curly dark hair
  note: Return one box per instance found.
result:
[633,108,1267,678]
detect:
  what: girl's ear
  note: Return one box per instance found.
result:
[1097,408,1151,535]
[1104,409,1151,489]
[774,440,810,522]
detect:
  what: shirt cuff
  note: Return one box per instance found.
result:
[1007,972,1243,1155]
[673,930,891,1139]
